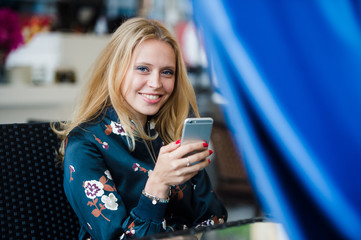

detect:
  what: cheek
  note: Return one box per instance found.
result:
[122,75,141,96]
[164,79,175,94]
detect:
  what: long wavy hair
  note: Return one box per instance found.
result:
[53,17,199,160]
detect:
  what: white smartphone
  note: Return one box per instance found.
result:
[181,117,214,159]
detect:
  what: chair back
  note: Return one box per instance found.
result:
[0,122,79,239]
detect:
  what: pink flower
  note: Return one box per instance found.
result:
[0,8,23,57]
[132,163,140,171]
[102,142,109,150]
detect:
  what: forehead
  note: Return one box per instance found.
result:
[132,39,176,66]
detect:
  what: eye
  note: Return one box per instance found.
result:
[136,66,149,73]
[162,69,174,76]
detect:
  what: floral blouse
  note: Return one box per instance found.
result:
[63,107,227,240]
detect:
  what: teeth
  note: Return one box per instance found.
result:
[142,94,160,100]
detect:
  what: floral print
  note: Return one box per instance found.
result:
[133,163,153,177]
[132,163,145,172]
[104,124,112,135]
[84,180,104,199]
[87,197,110,222]
[171,185,187,200]
[76,170,118,222]
[104,170,113,180]
[110,121,127,136]
[69,165,75,183]
[120,221,136,239]
[93,134,109,149]
[101,193,118,210]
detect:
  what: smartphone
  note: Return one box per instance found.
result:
[181,117,214,160]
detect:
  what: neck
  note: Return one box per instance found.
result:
[133,115,147,129]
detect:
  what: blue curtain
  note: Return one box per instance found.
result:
[192,1,361,239]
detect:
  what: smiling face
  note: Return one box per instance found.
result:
[121,39,176,126]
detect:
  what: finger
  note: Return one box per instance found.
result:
[159,139,181,154]
[169,158,210,185]
[172,161,208,185]
[173,141,209,159]
[183,149,213,166]
[185,158,210,172]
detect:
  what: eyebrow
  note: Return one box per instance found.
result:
[135,62,176,70]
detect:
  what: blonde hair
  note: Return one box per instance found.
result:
[53,17,199,159]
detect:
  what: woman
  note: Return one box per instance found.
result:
[54,17,227,240]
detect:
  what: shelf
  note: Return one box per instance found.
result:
[0,84,82,123]
[0,84,81,108]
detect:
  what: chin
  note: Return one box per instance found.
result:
[146,111,160,116]
[139,109,160,117]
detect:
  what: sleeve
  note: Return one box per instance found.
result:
[190,169,228,227]
[63,133,168,240]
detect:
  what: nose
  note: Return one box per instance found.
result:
[148,72,162,89]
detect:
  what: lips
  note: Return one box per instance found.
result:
[139,93,163,103]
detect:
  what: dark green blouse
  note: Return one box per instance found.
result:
[63,107,227,239]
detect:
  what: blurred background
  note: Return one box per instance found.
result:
[0,0,209,124]
[0,1,281,239]
[2,1,361,239]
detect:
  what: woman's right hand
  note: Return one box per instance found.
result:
[144,140,213,199]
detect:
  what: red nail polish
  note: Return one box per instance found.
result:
[176,139,181,144]
[208,158,211,163]
[203,142,208,147]
[209,149,213,155]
